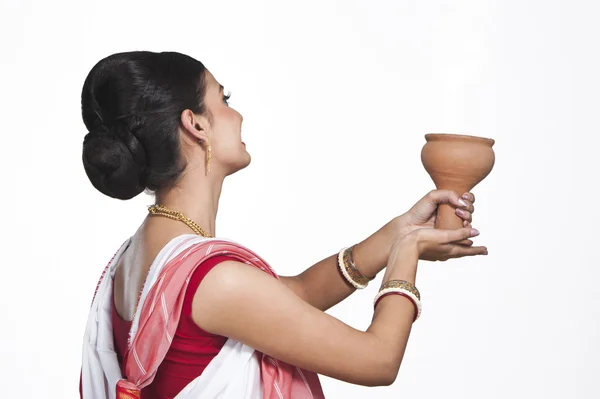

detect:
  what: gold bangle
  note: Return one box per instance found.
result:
[380,280,421,301]
[346,245,375,281]
[338,247,367,289]
[338,245,374,289]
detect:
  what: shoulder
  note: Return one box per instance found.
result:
[194,259,277,299]
[185,255,241,293]
[190,259,290,333]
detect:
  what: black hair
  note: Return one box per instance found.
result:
[81,51,208,200]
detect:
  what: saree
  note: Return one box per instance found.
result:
[81,234,325,399]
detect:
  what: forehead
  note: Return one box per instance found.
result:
[204,70,221,91]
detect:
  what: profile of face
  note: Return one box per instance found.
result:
[183,70,250,178]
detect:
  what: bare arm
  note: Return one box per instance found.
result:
[279,190,479,311]
[191,237,420,386]
[280,222,396,311]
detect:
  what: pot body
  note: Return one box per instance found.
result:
[421,133,495,230]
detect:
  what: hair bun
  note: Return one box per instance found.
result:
[82,124,148,200]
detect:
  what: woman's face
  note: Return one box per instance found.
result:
[203,70,250,176]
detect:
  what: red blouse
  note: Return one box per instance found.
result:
[111,255,237,399]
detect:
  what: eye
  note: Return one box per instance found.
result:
[222,91,231,106]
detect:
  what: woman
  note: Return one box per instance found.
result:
[79,51,487,399]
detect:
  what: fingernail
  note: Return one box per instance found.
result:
[456,208,465,216]
[458,199,468,207]
[470,228,480,237]
[462,194,470,200]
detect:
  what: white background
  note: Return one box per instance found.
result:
[0,0,598,398]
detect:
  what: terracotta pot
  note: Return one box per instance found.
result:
[421,133,495,231]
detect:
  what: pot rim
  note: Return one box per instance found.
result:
[425,133,495,147]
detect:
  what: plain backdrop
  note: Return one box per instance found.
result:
[0,0,598,398]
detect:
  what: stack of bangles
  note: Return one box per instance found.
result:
[338,246,422,322]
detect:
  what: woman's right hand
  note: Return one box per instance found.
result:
[402,226,487,262]
[382,226,486,285]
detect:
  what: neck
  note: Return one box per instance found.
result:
[154,173,223,237]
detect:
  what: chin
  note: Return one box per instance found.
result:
[226,153,251,176]
[241,152,252,169]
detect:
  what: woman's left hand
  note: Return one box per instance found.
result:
[350,190,477,278]
[389,190,476,244]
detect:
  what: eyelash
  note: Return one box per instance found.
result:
[223,91,231,106]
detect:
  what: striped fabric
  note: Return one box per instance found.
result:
[82,235,324,399]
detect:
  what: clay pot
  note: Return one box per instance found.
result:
[421,133,495,231]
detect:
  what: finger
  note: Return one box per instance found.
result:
[408,191,441,216]
[457,194,475,214]
[456,237,474,246]
[426,189,461,207]
[462,220,472,228]
[440,227,480,244]
[460,238,474,246]
[448,245,488,258]
[430,190,475,216]
[461,192,476,204]
[456,208,473,223]
[456,198,475,213]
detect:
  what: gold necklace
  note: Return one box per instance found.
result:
[131,204,213,324]
[148,204,214,238]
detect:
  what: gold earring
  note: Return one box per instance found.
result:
[199,139,212,176]
[206,143,212,176]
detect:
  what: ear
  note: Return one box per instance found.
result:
[180,109,210,142]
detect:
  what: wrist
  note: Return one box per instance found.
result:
[391,213,410,234]
[353,226,396,279]
[385,238,419,283]
[398,233,419,254]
